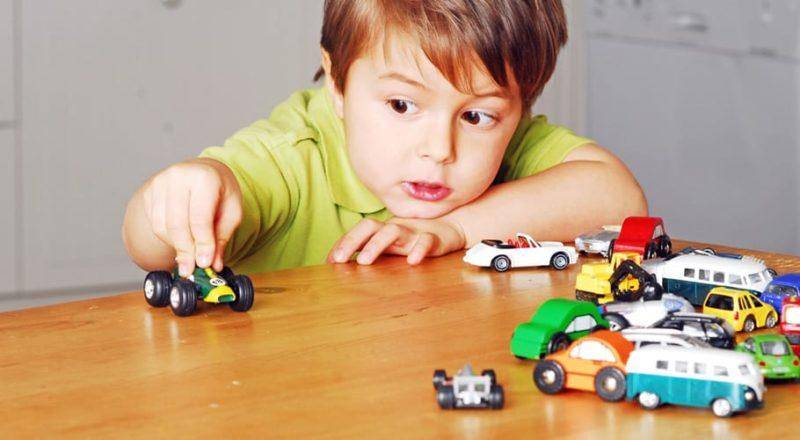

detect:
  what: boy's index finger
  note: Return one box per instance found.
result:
[188,186,220,268]
[329,218,384,263]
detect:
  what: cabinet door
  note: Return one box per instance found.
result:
[20,1,323,291]
[0,0,13,122]
[0,129,15,295]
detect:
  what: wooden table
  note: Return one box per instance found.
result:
[1,241,798,438]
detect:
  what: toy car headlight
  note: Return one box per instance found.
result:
[744,390,755,401]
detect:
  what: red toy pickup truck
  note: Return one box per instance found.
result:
[609,216,671,260]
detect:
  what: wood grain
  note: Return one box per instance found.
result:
[0,241,797,438]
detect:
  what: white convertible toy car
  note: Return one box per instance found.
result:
[463,233,578,272]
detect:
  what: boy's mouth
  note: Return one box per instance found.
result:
[401,181,452,202]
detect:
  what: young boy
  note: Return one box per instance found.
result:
[122,0,647,277]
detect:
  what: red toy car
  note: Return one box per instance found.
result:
[780,299,800,357]
[609,217,671,260]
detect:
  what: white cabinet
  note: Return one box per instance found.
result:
[0,0,13,122]
[19,1,323,291]
[0,129,15,295]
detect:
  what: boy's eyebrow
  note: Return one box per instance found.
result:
[379,71,509,99]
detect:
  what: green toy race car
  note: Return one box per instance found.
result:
[143,266,254,317]
[736,334,800,380]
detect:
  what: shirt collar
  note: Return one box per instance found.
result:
[307,87,386,214]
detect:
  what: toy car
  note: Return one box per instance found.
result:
[432,364,504,409]
[463,233,578,272]
[626,345,764,417]
[533,330,633,402]
[642,250,773,306]
[600,293,694,331]
[143,266,254,317]
[780,300,800,356]
[620,328,711,349]
[702,287,777,332]
[574,225,620,257]
[575,252,663,304]
[650,312,736,349]
[608,216,671,260]
[761,274,800,315]
[736,334,800,380]
[510,298,609,360]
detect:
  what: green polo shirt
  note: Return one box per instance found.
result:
[199,87,594,274]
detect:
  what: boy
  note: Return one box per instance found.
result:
[122,0,647,277]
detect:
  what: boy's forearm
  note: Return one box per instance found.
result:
[443,146,648,246]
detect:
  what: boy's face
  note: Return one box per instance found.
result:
[326,35,523,219]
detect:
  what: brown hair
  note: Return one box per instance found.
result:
[315,0,568,109]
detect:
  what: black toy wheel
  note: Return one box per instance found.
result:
[481,369,497,386]
[143,271,172,307]
[607,239,616,262]
[595,367,627,402]
[437,385,455,409]
[218,266,235,283]
[644,243,656,260]
[488,385,504,409]
[547,332,571,354]
[169,279,197,317]
[228,274,255,312]
[659,236,672,257]
[491,255,511,272]
[603,313,630,332]
[550,252,570,270]
[433,369,448,389]
[642,280,664,301]
[533,360,566,395]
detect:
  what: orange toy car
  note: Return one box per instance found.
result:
[533,330,634,402]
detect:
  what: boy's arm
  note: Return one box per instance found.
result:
[328,144,646,264]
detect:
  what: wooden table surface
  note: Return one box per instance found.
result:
[1,241,799,438]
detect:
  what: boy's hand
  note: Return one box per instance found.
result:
[327,217,466,265]
[141,158,242,276]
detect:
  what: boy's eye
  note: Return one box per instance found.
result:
[462,110,496,127]
[387,99,418,115]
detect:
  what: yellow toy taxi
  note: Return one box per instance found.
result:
[702,287,778,333]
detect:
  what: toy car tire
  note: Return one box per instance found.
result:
[228,274,255,312]
[481,369,497,386]
[491,255,511,272]
[638,391,661,410]
[659,236,672,257]
[711,398,733,418]
[488,385,504,410]
[765,313,777,328]
[547,332,571,354]
[436,385,456,409]
[641,280,663,301]
[533,360,566,394]
[219,266,235,283]
[432,370,448,389]
[550,252,569,270]
[607,239,616,262]
[644,243,656,260]
[169,279,197,317]
[603,313,629,332]
[594,367,627,402]
[743,316,756,333]
[143,271,172,308]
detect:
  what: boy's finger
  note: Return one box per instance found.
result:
[329,218,384,263]
[212,194,242,270]
[188,186,220,269]
[356,223,407,265]
[407,233,435,265]
[166,187,195,277]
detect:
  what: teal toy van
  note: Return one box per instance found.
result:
[626,345,765,417]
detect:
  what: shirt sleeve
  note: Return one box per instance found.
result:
[199,121,296,267]
[496,114,595,183]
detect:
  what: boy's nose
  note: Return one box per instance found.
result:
[416,119,456,164]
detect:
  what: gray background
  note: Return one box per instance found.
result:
[0,0,796,310]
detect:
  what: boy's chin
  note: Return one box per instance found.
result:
[385,199,455,219]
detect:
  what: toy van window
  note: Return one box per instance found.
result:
[713,366,728,376]
[738,364,751,376]
[656,360,668,370]
[706,294,733,311]
[675,361,688,373]
[458,384,468,393]
[693,363,706,375]
[729,274,743,285]
[750,273,763,284]
[684,268,695,278]
[474,383,486,393]
[698,270,710,281]
[713,272,725,283]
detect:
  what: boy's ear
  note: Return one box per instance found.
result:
[321,47,345,118]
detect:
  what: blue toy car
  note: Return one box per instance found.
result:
[761,274,800,315]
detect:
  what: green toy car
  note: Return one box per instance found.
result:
[736,334,800,380]
[143,266,254,317]
[510,298,610,360]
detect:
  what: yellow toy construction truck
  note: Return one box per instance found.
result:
[575,252,663,304]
